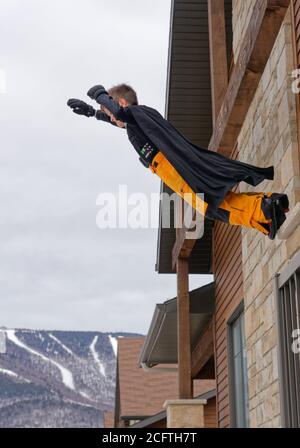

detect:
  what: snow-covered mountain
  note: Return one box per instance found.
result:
[0,328,142,428]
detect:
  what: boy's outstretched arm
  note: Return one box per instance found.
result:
[94,109,119,127]
[87,85,134,123]
[67,98,96,117]
[67,98,119,127]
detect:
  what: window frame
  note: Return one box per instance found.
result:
[274,249,300,428]
[227,302,250,428]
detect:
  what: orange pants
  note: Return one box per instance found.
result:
[149,151,272,235]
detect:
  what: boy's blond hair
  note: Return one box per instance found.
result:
[107,83,138,106]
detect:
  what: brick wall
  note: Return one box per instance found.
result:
[232,3,300,427]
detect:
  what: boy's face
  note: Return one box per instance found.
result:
[100,97,128,128]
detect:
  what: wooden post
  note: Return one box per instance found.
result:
[176,256,193,399]
[208,0,229,125]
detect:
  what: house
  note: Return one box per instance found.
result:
[111,336,215,428]
[131,389,217,428]
[147,0,300,428]
[103,411,115,429]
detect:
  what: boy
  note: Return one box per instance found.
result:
[67,83,290,239]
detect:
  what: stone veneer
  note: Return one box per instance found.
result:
[163,399,207,428]
[232,3,300,427]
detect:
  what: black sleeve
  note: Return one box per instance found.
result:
[95,93,135,124]
[95,110,118,127]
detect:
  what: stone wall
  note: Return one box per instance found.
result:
[232,3,300,427]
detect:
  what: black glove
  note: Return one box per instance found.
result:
[87,85,108,104]
[67,98,95,117]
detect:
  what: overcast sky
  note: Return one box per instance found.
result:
[0,0,213,333]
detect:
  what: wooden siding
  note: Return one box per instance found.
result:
[147,419,167,428]
[204,397,218,428]
[212,143,243,428]
[191,318,214,378]
[166,0,213,145]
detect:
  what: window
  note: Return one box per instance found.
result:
[274,250,300,428]
[228,303,249,427]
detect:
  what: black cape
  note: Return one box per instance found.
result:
[130,105,274,218]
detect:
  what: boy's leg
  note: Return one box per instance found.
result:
[217,190,272,234]
[149,151,209,216]
[149,151,272,234]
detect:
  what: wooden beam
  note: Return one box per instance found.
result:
[208,0,229,124]
[191,319,214,378]
[176,257,193,399]
[172,226,196,270]
[172,197,195,270]
[208,0,291,156]
[195,357,216,379]
[172,201,204,270]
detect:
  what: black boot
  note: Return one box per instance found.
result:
[258,222,271,234]
[269,193,289,212]
[261,195,288,239]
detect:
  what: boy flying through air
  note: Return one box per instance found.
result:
[67,84,290,239]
